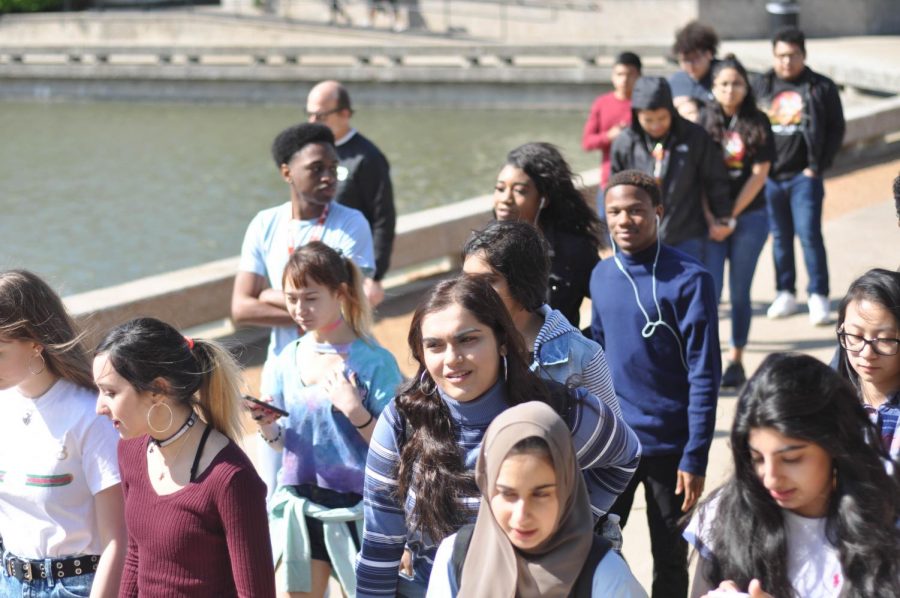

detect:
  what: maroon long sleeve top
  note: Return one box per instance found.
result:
[117,436,276,598]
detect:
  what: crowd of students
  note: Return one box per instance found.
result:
[1,21,898,598]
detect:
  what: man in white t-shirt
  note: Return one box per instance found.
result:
[231,123,374,495]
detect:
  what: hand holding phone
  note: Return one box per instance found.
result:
[243,395,289,423]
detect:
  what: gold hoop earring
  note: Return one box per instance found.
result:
[28,352,46,376]
[147,402,174,434]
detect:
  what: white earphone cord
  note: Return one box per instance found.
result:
[608,218,689,373]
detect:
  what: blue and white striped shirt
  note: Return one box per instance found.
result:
[355,380,641,597]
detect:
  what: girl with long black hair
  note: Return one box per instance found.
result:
[355,276,640,598]
[685,352,900,597]
[699,54,775,389]
[835,268,900,460]
[492,142,606,327]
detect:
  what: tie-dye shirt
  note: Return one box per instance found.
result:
[263,335,402,495]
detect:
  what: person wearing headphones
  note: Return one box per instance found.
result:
[589,170,721,598]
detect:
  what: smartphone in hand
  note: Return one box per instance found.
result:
[242,395,289,419]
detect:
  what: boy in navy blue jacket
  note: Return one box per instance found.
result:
[590,170,720,598]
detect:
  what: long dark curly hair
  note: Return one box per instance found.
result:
[394,275,569,541]
[697,353,900,598]
[505,142,606,250]
[700,55,769,161]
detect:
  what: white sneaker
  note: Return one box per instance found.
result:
[767,291,798,319]
[808,293,831,326]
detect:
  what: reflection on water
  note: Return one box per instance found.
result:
[0,100,598,294]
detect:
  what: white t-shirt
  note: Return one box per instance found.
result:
[238,200,375,363]
[685,497,844,597]
[0,379,121,559]
[426,532,648,598]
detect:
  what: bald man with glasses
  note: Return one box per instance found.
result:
[307,80,396,306]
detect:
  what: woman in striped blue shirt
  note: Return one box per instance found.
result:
[355,276,640,597]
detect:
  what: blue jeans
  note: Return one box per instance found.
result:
[0,570,94,597]
[765,172,829,296]
[724,208,770,348]
[671,236,727,300]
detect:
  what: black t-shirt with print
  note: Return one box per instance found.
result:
[720,109,776,213]
[763,75,808,179]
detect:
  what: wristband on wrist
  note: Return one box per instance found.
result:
[352,412,374,429]
[259,425,283,444]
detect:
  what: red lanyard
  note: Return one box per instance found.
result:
[287,204,330,256]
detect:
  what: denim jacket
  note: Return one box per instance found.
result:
[530,305,622,417]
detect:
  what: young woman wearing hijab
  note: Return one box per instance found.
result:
[427,401,645,597]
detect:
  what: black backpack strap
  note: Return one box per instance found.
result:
[449,524,476,590]
[571,534,612,597]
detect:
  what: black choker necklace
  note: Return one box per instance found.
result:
[150,411,197,448]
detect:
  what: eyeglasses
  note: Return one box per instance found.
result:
[837,330,900,356]
[306,107,342,122]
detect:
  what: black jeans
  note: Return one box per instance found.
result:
[610,454,688,598]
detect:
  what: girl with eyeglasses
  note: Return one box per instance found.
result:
[0,270,125,598]
[835,268,900,460]
[685,353,900,598]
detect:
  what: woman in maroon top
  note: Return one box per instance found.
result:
[93,317,275,598]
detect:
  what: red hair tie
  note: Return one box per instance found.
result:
[185,336,195,350]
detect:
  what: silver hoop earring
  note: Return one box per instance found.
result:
[418,370,437,397]
[502,355,508,382]
[147,402,174,434]
[28,352,46,376]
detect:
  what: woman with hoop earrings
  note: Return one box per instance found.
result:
[94,317,275,597]
[0,270,126,598]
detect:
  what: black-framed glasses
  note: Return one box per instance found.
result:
[305,107,342,122]
[837,330,900,356]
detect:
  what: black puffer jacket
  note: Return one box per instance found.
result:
[610,77,732,246]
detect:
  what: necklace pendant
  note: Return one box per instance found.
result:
[22,411,32,425]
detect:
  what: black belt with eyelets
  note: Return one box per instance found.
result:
[1,550,99,582]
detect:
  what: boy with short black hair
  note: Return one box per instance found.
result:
[589,170,720,598]
[753,26,845,325]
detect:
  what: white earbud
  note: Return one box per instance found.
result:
[539,197,547,210]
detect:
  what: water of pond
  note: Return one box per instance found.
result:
[0,100,600,294]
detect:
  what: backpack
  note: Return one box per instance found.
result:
[449,524,611,597]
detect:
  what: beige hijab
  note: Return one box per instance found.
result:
[458,401,594,598]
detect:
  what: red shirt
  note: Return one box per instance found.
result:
[582,93,633,185]
[117,437,276,597]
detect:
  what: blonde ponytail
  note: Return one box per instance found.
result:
[192,339,246,443]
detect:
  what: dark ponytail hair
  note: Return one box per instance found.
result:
[395,275,561,541]
[701,54,768,159]
[699,353,900,598]
[96,318,245,442]
[282,241,373,340]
